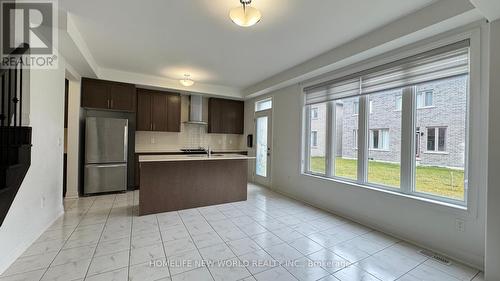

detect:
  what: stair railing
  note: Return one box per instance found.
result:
[0,44,30,166]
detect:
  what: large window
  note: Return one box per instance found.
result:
[303,40,470,205]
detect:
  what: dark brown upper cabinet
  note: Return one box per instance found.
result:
[136,89,181,132]
[81,78,136,112]
[208,98,244,134]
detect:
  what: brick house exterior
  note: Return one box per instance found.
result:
[310,75,467,169]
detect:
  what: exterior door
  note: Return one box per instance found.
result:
[416,127,421,159]
[254,110,272,187]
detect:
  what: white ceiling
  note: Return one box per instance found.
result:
[60,0,437,89]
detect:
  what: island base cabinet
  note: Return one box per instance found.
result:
[139,159,247,215]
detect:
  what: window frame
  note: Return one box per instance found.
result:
[300,34,477,209]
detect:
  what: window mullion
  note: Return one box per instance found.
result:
[304,106,312,173]
[326,101,335,177]
[357,95,368,183]
[401,86,416,194]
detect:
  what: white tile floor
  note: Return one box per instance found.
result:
[0,184,484,281]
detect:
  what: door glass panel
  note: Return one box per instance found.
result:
[256,116,268,177]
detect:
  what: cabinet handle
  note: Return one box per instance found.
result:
[107,99,110,108]
[110,99,114,108]
[150,123,153,130]
[153,123,155,130]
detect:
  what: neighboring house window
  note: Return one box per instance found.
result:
[395,95,402,111]
[427,127,446,152]
[311,131,318,147]
[353,129,358,148]
[369,129,389,150]
[311,108,319,119]
[353,101,359,115]
[417,90,433,108]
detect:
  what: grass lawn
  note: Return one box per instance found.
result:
[310,157,464,200]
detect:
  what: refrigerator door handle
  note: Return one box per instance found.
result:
[85,164,127,168]
[124,124,128,162]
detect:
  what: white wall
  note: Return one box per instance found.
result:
[485,19,500,281]
[0,55,68,273]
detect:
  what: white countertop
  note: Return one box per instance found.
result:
[135,148,249,154]
[139,154,255,162]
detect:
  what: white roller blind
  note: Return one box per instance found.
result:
[304,40,469,105]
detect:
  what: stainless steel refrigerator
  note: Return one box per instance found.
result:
[84,117,128,195]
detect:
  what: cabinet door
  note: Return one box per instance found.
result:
[81,78,110,109]
[136,93,152,131]
[134,154,140,188]
[167,94,181,132]
[209,98,244,134]
[234,100,244,134]
[208,98,223,133]
[151,94,168,131]
[110,83,136,112]
[230,100,244,134]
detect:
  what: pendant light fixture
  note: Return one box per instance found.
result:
[180,74,194,87]
[229,0,261,27]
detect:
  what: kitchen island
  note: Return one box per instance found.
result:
[138,154,254,215]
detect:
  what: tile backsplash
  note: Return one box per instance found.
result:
[135,123,245,152]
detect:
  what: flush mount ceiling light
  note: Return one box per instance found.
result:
[180,74,194,87]
[229,0,261,27]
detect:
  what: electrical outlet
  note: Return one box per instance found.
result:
[456,219,465,232]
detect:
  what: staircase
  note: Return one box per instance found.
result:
[0,44,31,226]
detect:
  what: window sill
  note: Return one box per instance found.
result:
[301,172,468,212]
[369,149,390,152]
[423,151,449,155]
[417,106,436,109]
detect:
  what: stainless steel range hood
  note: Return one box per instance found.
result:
[185,94,207,125]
